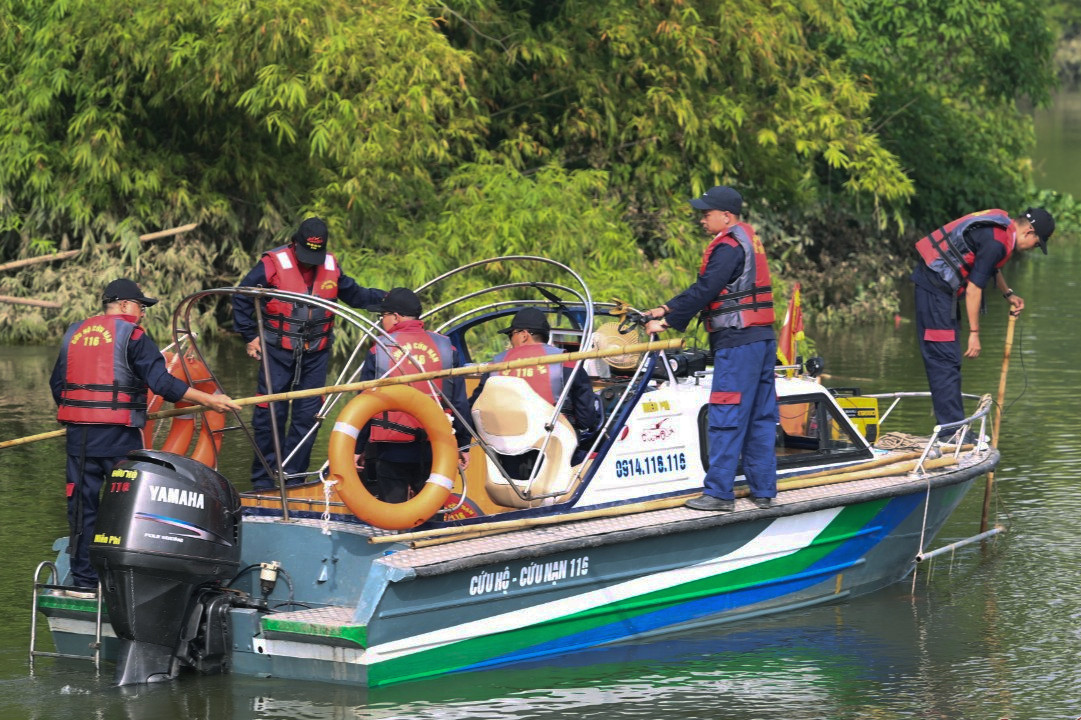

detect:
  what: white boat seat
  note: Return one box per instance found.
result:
[471,375,581,508]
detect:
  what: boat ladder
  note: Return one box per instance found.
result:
[29,561,104,670]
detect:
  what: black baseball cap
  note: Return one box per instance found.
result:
[1022,207,1055,254]
[499,307,551,335]
[102,278,159,307]
[292,217,329,265]
[689,186,743,215]
[378,287,422,317]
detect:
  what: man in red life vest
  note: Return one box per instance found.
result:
[470,307,599,463]
[232,217,386,491]
[912,207,1054,432]
[644,186,778,512]
[356,288,472,503]
[51,279,240,596]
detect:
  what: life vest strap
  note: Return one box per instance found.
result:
[717,284,773,302]
[927,226,965,279]
[58,397,148,411]
[62,381,145,395]
[263,312,333,341]
[703,293,774,318]
[370,415,428,442]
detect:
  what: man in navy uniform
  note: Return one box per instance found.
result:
[232,217,385,490]
[645,186,778,512]
[470,307,599,462]
[912,207,1053,431]
[52,278,240,596]
[356,288,472,503]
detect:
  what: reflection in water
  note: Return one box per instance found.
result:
[1034,88,1081,199]
[4,603,965,720]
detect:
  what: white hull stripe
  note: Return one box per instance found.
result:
[361,507,842,663]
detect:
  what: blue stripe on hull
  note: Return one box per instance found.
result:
[459,495,923,671]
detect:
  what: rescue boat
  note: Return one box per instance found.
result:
[31,256,1001,688]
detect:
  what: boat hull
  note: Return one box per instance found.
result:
[37,451,992,686]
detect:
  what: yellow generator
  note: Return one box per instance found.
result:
[830,388,880,443]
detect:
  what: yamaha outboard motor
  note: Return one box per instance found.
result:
[89,450,241,686]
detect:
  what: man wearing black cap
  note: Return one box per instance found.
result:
[912,206,1055,430]
[470,307,599,459]
[643,186,778,512]
[232,217,386,490]
[355,288,472,503]
[51,279,241,595]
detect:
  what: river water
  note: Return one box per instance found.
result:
[2,98,1080,719]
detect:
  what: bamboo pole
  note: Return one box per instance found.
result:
[375,455,960,546]
[980,312,1017,533]
[0,296,62,309]
[796,445,970,481]
[0,223,198,274]
[0,337,684,451]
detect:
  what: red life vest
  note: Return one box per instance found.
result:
[698,222,775,332]
[491,343,566,404]
[914,209,1015,295]
[260,244,341,352]
[56,314,148,427]
[369,323,456,443]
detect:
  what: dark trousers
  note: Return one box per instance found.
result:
[702,339,779,501]
[374,458,432,504]
[914,282,965,428]
[250,345,330,489]
[65,454,123,588]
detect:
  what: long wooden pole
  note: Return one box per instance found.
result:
[376,455,960,546]
[0,337,683,451]
[0,296,62,309]
[980,312,1017,532]
[0,223,198,274]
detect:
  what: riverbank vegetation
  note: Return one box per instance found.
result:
[0,0,1074,344]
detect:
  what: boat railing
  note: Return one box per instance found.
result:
[170,286,391,517]
[865,391,994,474]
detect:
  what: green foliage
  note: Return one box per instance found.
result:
[838,0,1058,227]
[0,0,482,255]
[442,0,913,249]
[0,0,1065,342]
[1026,187,1081,233]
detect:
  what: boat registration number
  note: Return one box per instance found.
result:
[614,451,687,478]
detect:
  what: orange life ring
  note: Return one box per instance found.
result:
[144,350,227,468]
[190,409,226,467]
[142,351,183,447]
[328,385,458,530]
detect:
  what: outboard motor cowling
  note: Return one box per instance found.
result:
[89,450,241,686]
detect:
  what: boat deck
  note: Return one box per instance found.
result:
[382,448,996,576]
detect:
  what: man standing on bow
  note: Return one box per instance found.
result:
[912,206,1055,430]
[233,217,386,491]
[644,186,778,512]
[52,278,240,595]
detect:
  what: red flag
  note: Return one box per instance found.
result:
[777,283,803,366]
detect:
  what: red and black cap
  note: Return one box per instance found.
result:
[1022,207,1055,254]
[292,217,329,265]
[102,278,159,307]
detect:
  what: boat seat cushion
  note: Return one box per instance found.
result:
[471,376,581,508]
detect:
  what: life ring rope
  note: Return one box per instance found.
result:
[328,385,458,531]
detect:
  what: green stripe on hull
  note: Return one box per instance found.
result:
[368,500,888,686]
[262,617,368,648]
